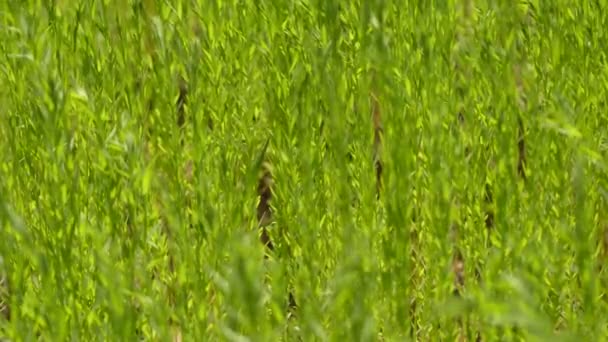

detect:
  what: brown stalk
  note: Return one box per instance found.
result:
[452,248,465,296]
[0,271,9,321]
[452,1,481,340]
[409,228,421,339]
[463,113,494,234]
[256,160,298,311]
[452,246,466,342]
[484,182,494,230]
[177,77,188,128]
[371,92,383,200]
[517,115,527,181]
[602,225,608,259]
[257,161,274,252]
[369,84,420,337]
[514,64,527,182]
[371,89,419,337]
[598,224,608,276]
[161,76,194,342]
[453,104,472,342]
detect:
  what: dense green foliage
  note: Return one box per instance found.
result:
[2,0,608,340]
